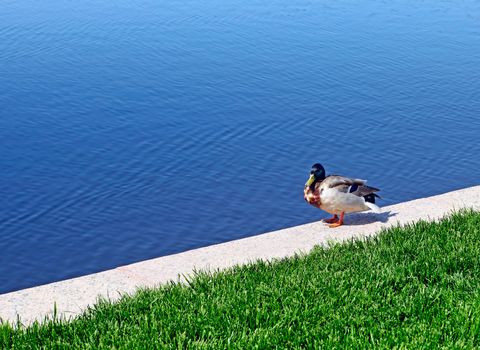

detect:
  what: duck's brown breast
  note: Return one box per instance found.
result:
[304,186,321,208]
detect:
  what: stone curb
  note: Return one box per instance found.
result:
[1,186,479,326]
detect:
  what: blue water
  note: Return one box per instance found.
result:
[1,0,480,294]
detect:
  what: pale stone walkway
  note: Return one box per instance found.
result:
[1,186,479,326]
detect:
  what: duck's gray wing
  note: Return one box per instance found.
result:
[349,185,380,197]
[322,175,380,197]
[322,175,366,189]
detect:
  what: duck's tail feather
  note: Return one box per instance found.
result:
[365,201,381,213]
[363,192,381,204]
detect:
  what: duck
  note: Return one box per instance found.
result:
[303,163,381,228]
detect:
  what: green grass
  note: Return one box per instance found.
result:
[2,210,480,349]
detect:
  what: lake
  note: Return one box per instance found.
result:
[1,0,479,293]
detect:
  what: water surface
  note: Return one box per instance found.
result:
[1,0,480,293]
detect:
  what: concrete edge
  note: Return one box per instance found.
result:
[1,185,480,326]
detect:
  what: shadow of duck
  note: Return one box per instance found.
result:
[343,211,398,226]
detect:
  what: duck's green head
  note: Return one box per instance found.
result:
[305,163,326,187]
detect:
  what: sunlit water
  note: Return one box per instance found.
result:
[1,0,479,293]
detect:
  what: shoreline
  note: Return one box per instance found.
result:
[1,185,480,326]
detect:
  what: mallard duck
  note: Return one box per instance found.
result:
[304,163,381,228]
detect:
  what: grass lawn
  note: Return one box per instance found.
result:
[2,210,480,349]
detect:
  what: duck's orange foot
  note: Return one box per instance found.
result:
[328,212,345,228]
[323,215,339,224]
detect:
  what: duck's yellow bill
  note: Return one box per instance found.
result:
[305,174,315,187]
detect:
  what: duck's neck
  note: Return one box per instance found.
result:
[308,177,323,192]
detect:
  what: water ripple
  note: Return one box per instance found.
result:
[1,0,480,293]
